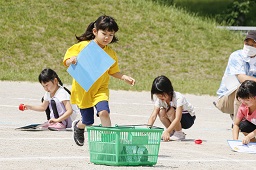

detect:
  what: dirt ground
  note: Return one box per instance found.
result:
[0,81,255,170]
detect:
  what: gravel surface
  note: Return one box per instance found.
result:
[0,81,255,170]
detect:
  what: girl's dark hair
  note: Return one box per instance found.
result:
[76,15,119,43]
[38,68,63,86]
[151,75,174,101]
[236,80,256,100]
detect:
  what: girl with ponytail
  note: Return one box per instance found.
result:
[63,15,135,146]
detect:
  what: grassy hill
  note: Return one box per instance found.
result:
[0,0,244,96]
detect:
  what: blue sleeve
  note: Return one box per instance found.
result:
[226,52,246,75]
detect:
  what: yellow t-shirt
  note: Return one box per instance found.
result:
[63,40,120,109]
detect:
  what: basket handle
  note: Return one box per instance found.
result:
[114,124,163,130]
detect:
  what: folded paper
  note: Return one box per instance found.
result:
[67,41,115,91]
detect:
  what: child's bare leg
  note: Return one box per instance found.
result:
[250,137,256,142]
[77,121,86,129]
[98,110,111,127]
[158,108,171,128]
[174,122,182,131]
[242,132,248,136]
[166,107,182,131]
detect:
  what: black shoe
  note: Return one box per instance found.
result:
[72,120,84,146]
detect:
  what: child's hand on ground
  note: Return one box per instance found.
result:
[162,130,171,142]
[49,118,59,124]
[242,136,250,144]
[122,75,135,86]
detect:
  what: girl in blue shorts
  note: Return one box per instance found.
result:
[63,15,135,146]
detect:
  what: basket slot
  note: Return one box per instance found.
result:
[101,132,116,142]
[131,135,148,145]
[148,131,162,144]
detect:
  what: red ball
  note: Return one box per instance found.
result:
[194,139,202,144]
[19,104,25,111]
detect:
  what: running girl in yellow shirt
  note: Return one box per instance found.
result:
[63,15,135,146]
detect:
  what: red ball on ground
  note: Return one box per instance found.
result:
[194,139,202,144]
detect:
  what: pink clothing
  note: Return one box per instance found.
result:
[237,103,256,125]
[43,86,78,128]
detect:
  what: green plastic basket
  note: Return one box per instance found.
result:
[87,125,163,166]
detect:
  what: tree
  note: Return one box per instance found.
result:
[217,0,255,26]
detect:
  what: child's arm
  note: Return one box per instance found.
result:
[232,117,241,140]
[147,106,160,126]
[48,100,73,123]
[243,129,256,144]
[24,100,49,112]
[110,72,135,86]
[167,106,182,132]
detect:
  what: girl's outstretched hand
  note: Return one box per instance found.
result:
[122,75,135,86]
[23,104,31,110]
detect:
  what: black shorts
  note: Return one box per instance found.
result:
[239,119,256,133]
[181,113,196,129]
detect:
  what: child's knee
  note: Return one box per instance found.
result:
[166,107,175,118]
[98,110,109,118]
[158,108,166,116]
[157,109,166,119]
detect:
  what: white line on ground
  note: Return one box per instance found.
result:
[0,156,87,161]
[0,138,71,140]
[0,97,37,101]
[1,103,215,110]
[158,158,256,162]
[111,112,148,117]
[0,105,18,108]
[1,96,217,110]
[0,156,255,162]
[111,102,153,106]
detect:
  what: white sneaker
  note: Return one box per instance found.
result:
[170,130,175,137]
[169,131,186,141]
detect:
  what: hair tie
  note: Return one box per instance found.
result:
[156,83,162,91]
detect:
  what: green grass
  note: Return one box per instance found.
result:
[0,0,244,96]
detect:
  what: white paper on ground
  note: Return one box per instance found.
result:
[227,140,256,153]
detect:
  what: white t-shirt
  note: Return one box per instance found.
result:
[43,86,79,127]
[154,91,195,116]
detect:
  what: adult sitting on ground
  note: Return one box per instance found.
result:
[215,30,256,121]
